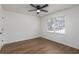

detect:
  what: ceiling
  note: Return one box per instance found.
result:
[2,4,79,17]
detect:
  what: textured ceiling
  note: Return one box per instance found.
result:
[2,4,79,17]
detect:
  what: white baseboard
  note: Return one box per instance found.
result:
[41,35,79,50]
[4,35,40,45]
[3,34,79,50]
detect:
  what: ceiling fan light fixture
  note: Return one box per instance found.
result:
[37,10,40,12]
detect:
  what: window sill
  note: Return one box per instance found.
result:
[47,31,65,35]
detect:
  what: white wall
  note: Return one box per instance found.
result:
[3,11,40,44]
[41,6,79,49]
[0,5,3,50]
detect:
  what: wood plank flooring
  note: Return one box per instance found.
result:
[1,37,79,54]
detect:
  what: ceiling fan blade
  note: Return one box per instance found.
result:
[41,4,48,9]
[28,9,37,12]
[41,10,48,12]
[30,4,37,8]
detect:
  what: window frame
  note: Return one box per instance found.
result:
[47,16,65,34]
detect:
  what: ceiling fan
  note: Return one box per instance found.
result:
[28,4,48,14]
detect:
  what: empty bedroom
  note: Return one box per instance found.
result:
[0,4,79,54]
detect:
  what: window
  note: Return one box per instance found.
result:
[48,16,65,34]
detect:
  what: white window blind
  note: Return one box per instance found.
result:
[48,16,65,34]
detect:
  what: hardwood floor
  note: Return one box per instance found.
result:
[1,37,79,54]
